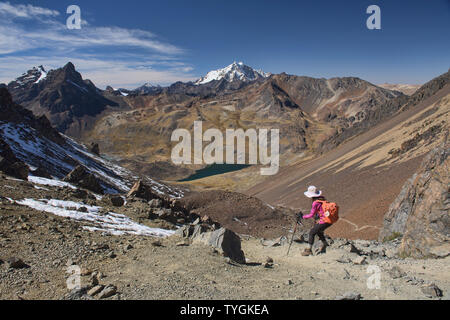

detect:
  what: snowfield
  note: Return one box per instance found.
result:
[16,198,176,238]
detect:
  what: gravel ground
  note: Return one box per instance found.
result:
[0,175,448,300]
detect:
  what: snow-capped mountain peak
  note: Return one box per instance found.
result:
[10,66,48,88]
[133,82,162,94]
[195,62,271,85]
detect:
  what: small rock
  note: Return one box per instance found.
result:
[89,273,100,287]
[87,285,104,297]
[148,198,162,208]
[336,255,351,264]
[264,257,274,268]
[336,292,362,300]
[80,268,93,276]
[64,287,92,300]
[261,236,288,247]
[7,257,28,269]
[388,266,406,279]
[52,259,62,267]
[97,285,117,299]
[151,240,162,247]
[176,240,190,247]
[66,258,76,266]
[421,283,443,298]
[352,256,367,265]
[201,215,212,224]
[349,243,362,255]
[109,195,124,207]
[385,248,398,259]
[71,189,88,199]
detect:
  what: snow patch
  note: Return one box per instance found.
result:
[28,176,76,189]
[16,198,175,238]
[34,66,47,84]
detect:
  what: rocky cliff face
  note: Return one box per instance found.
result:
[7,63,118,133]
[0,88,64,145]
[380,135,449,258]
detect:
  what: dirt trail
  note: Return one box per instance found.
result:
[89,236,450,300]
[338,218,381,233]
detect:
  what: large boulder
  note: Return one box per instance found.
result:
[379,136,449,258]
[31,166,52,179]
[0,137,29,180]
[89,143,100,156]
[63,165,104,194]
[192,227,246,264]
[127,180,158,201]
[106,194,124,207]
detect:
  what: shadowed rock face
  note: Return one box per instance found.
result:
[0,136,29,180]
[63,165,104,194]
[380,135,450,258]
[0,88,64,145]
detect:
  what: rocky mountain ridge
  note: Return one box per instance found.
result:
[7,62,118,133]
[380,135,449,259]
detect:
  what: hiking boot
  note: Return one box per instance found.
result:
[319,242,328,254]
[301,248,312,256]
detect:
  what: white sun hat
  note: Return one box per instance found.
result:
[304,186,322,198]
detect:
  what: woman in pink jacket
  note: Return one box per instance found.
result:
[300,186,332,256]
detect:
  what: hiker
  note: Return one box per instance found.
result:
[298,186,339,256]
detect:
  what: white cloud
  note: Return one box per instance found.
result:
[0,2,60,18]
[0,2,196,88]
[0,18,183,55]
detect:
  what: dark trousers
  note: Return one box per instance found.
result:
[308,223,332,245]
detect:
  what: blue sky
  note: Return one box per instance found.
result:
[0,0,449,88]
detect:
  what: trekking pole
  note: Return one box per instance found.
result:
[287,214,303,256]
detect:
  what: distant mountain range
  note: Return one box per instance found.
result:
[8,61,446,182]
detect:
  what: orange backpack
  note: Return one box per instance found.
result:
[317,200,339,224]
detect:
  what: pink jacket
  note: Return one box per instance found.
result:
[302,201,326,224]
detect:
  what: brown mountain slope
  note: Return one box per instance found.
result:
[246,81,450,240]
[79,73,402,181]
